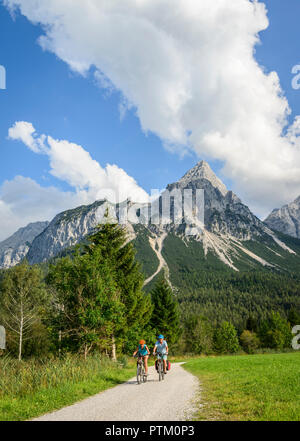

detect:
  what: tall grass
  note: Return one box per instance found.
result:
[0,354,116,397]
[0,354,135,421]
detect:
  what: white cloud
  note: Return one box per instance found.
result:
[1,121,149,241]
[8,121,44,153]
[4,0,300,217]
[0,176,84,241]
[8,121,149,204]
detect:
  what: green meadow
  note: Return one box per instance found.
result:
[184,352,300,421]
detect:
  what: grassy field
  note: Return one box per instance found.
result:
[184,352,300,421]
[0,355,135,421]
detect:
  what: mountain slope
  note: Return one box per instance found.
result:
[0,222,49,268]
[2,161,300,285]
[265,196,300,239]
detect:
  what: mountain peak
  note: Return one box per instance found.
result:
[179,160,228,196]
[265,194,300,239]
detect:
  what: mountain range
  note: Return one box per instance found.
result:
[0,221,49,269]
[1,161,300,289]
[265,196,300,239]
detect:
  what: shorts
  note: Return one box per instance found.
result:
[157,354,167,361]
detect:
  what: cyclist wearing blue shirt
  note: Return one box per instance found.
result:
[153,334,168,374]
[133,340,150,375]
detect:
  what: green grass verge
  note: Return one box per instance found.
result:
[0,355,135,421]
[184,352,300,421]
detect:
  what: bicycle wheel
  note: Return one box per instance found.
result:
[158,362,162,381]
[142,364,147,383]
[137,364,142,384]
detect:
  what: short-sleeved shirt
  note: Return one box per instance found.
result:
[155,340,168,354]
[138,344,149,356]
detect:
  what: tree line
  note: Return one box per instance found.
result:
[0,221,299,361]
[0,221,180,360]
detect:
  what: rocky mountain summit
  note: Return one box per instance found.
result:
[166,161,263,240]
[1,161,300,279]
[0,221,49,268]
[178,160,228,196]
[265,196,300,239]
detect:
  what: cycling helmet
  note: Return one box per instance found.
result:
[139,340,145,345]
[158,334,164,339]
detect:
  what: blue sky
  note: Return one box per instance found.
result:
[0,5,196,195]
[1,0,300,240]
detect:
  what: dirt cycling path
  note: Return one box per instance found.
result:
[34,363,199,421]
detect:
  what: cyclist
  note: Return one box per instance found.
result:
[133,340,150,376]
[153,334,168,375]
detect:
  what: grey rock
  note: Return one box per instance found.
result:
[264,196,300,238]
[2,161,298,271]
[0,221,49,268]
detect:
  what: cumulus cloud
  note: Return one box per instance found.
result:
[8,121,45,153]
[8,121,149,204]
[0,176,83,241]
[4,0,300,217]
[1,121,148,241]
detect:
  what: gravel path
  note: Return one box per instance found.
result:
[34,363,199,421]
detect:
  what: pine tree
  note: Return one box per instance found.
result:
[246,315,259,333]
[48,249,126,359]
[288,309,300,327]
[87,220,152,353]
[150,279,181,345]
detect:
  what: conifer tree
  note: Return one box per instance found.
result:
[288,309,300,327]
[87,220,152,352]
[48,249,125,359]
[150,279,181,345]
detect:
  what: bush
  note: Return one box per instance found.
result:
[183,315,213,354]
[240,330,260,354]
[213,322,240,354]
[117,355,129,368]
[259,312,292,350]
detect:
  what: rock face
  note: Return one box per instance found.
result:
[0,222,49,268]
[179,160,228,196]
[166,161,264,240]
[1,161,300,275]
[27,201,109,264]
[264,196,300,239]
[26,200,137,265]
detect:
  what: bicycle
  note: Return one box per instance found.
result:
[156,352,168,382]
[135,354,148,384]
